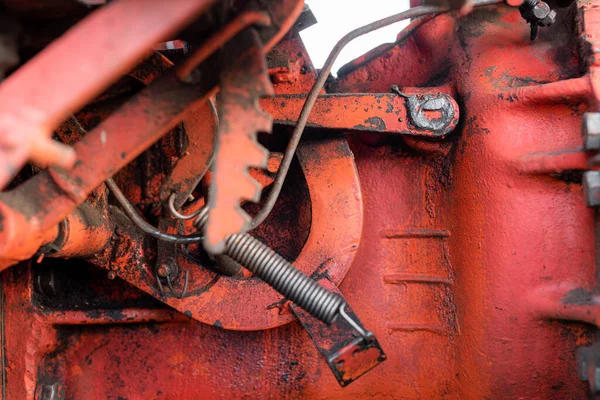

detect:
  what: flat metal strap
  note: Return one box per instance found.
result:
[290,277,386,387]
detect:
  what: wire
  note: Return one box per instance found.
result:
[106,178,203,244]
[249,0,503,229]
[168,193,203,220]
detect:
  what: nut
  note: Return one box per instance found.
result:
[540,9,556,26]
[532,2,551,20]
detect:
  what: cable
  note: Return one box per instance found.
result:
[106,178,203,244]
[249,0,503,229]
[168,193,203,220]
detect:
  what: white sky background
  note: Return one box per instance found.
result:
[300,0,412,76]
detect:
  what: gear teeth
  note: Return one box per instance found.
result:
[204,29,275,254]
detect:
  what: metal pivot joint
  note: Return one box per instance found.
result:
[391,85,457,135]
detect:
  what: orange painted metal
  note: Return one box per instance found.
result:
[175,12,272,81]
[0,0,219,190]
[47,202,113,260]
[2,1,600,399]
[260,91,460,138]
[0,0,304,270]
[204,29,275,254]
[0,71,214,270]
[159,100,218,208]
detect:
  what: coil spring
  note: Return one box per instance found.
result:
[193,206,349,326]
[225,233,345,324]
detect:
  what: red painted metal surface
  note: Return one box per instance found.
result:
[0,1,599,399]
[260,90,460,138]
[204,28,275,254]
[0,0,219,189]
[0,0,304,270]
[0,71,214,269]
[101,136,362,330]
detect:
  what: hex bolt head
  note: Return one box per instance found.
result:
[583,113,600,150]
[532,2,551,20]
[583,171,600,207]
[541,9,556,26]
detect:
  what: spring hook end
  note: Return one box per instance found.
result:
[338,304,373,342]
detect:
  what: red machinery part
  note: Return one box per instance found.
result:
[89,135,362,330]
[1,1,600,399]
[0,0,304,270]
[0,0,220,189]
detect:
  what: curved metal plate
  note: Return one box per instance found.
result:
[160,136,363,330]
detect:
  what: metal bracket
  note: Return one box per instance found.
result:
[290,277,386,387]
[260,90,459,139]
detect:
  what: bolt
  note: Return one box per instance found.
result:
[583,113,600,150]
[107,271,116,280]
[540,9,556,26]
[519,0,555,40]
[157,264,172,278]
[407,95,454,131]
[267,154,282,174]
[583,171,600,207]
[531,2,551,20]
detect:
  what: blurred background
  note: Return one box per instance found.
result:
[300,0,411,75]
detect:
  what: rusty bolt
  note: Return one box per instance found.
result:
[157,264,172,278]
[583,171,600,207]
[583,113,600,150]
[107,271,116,280]
[267,153,283,174]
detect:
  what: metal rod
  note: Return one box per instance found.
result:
[168,193,203,220]
[250,0,503,229]
[339,304,371,340]
[106,178,203,244]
